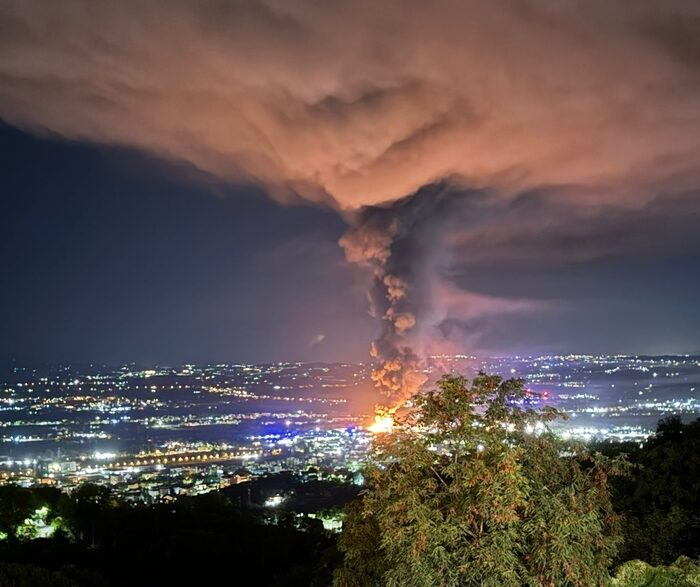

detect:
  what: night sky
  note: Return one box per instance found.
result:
[0,124,374,364]
[1,1,699,366]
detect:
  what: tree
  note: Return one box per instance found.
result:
[610,416,700,565]
[0,486,71,541]
[0,486,42,540]
[335,373,628,587]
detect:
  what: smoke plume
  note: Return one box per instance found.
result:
[339,189,448,398]
[340,185,535,402]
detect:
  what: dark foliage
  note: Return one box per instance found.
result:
[0,486,338,586]
[604,416,700,565]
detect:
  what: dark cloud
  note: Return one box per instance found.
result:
[643,13,700,71]
[446,188,700,268]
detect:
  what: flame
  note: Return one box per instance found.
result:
[367,410,395,434]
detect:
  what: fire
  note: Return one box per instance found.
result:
[367,411,395,434]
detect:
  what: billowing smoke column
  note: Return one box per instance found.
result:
[340,185,456,404]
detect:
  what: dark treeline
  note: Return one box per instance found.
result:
[0,486,338,586]
[0,413,698,585]
[600,415,700,565]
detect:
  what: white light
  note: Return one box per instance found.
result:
[92,451,116,460]
[264,495,285,507]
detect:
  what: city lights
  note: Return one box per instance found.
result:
[0,356,697,502]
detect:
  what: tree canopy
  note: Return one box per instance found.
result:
[609,416,700,565]
[335,373,629,587]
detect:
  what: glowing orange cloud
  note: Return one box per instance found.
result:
[0,0,698,211]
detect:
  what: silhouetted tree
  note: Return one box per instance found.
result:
[612,417,700,564]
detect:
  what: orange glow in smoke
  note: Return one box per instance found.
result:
[367,410,395,434]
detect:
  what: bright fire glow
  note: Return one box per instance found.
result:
[367,413,394,434]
